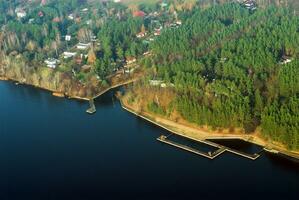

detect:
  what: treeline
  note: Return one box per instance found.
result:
[147,3,299,149]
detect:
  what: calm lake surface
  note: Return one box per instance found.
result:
[0,81,298,200]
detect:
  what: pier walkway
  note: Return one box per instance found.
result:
[157,134,262,160]
[86,99,96,114]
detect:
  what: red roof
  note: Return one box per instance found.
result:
[133,11,145,17]
[38,11,44,17]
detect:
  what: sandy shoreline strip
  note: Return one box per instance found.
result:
[120,97,299,161]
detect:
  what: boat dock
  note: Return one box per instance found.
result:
[157,134,263,160]
[86,99,96,114]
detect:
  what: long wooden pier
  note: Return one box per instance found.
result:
[86,99,96,114]
[157,136,226,159]
[157,135,262,160]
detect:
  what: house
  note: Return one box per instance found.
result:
[136,32,147,38]
[65,35,71,41]
[280,57,293,65]
[68,13,74,20]
[52,17,61,23]
[149,80,164,86]
[91,35,97,42]
[38,11,44,17]
[44,58,59,69]
[154,30,161,36]
[176,20,182,25]
[126,57,136,65]
[242,0,257,11]
[15,8,27,18]
[28,18,34,24]
[124,68,135,74]
[133,11,145,18]
[81,8,89,12]
[77,42,91,50]
[161,2,168,8]
[41,0,47,6]
[63,52,77,59]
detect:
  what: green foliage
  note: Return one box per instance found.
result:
[147,101,166,116]
[149,3,299,148]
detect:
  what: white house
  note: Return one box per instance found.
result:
[77,42,91,50]
[63,52,77,59]
[176,20,182,25]
[15,8,27,18]
[44,58,60,69]
[280,58,293,65]
[68,13,74,20]
[149,80,164,86]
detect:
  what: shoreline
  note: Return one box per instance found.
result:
[0,76,90,101]
[2,75,298,161]
[0,75,139,101]
[119,96,299,161]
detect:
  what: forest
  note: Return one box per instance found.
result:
[143,3,299,149]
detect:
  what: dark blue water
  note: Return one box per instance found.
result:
[0,82,298,200]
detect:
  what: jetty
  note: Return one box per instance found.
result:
[157,134,262,160]
[86,99,96,114]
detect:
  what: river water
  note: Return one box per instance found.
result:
[0,82,298,200]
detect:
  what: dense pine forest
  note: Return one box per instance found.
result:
[141,3,299,149]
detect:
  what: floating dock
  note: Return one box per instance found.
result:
[157,134,262,160]
[86,99,96,114]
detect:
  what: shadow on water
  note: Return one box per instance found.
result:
[208,139,263,154]
[94,88,118,107]
[264,152,299,171]
[168,134,218,152]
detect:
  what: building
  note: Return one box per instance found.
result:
[44,58,59,69]
[176,20,182,25]
[15,8,27,18]
[133,11,145,18]
[149,80,164,86]
[242,0,257,11]
[136,32,147,38]
[280,57,293,65]
[76,42,91,50]
[63,52,77,59]
[126,57,137,65]
[154,30,161,36]
[68,13,74,20]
